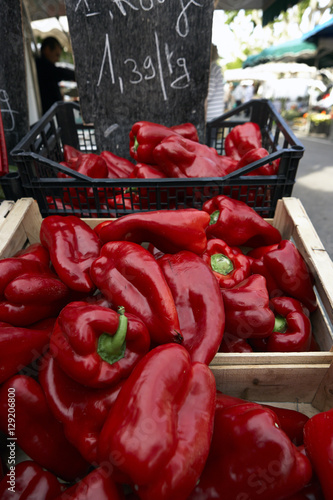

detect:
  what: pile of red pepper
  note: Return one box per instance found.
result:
[0,197,331,499]
[52,121,279,213]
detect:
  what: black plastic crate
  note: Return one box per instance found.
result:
[10,100,304,218]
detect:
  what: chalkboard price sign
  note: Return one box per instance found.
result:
[65,0,214,158]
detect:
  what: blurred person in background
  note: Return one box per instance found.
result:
[36,36,76,114]
[206,44,225,122]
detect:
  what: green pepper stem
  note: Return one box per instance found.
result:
[273,314,287,333]
[97,306,128,365]
[211,253,234,275]
[209,210,220,225]
[134,136,139,152]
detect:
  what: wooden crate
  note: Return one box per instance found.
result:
[0,197,333,415]
[1,195,332,494]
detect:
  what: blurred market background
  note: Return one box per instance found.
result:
[2,0,333,257]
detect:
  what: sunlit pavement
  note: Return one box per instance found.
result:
[292,131,333,260]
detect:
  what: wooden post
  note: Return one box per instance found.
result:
[0,0,29,161]
[65,0,215,159]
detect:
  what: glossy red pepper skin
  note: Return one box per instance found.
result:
[188,401,312,500]
[153,135,227,178]
[39,354,124,463]
[249,239,317,312]
[224,121,262,161]
[54,467,125,500]
[49,301,150,388]
[263,404,309,446]
[251,297,312,352]
[0,460,65,500]
[303,408,333,499]
[0,317,55,384]
[201,238,251,288]
[13,242,51,269]
[236,147,279,176]
[0,375,90,482]
[98,343,216,500]
[129,120,199,164]
[219,332,253,352]
[158,250,225,364]
[0,257,69,326]
[203,195,282,248]
[40,215,101,293]
[221,274,276,339]
[97,208,210,254]
[91,241,182,345]
[75,152,108,178]
[63,144,81,167]
[100,150,136,178]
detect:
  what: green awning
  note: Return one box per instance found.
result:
[243,39,318,68]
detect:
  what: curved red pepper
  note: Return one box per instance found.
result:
[189,400,312,500]
[251,297,312,352]
[98,343,216,500]
[0,375,90,481]
[224,121,262,161]
[90,241,182,345]
[221,274,275,339]
[129,120,198,164]
[55,467,124,500]
[0,460,65,500]
[40,215,101,293]
[249,239,317,312]
[13,242,51,270]
[0,257,69,326]
[100,150,136,178]
[237,147,279,176]
[49,301,150,388]
[0,317,55,384]
[158,250,225,364]
[39,354,124,463]
[203,195,282,248]
[303,408,333,499]
[63,144,81,167]
[152,135,227,178]
[97,209,210,254]
[219,332,253,352]
[201,238,251,288]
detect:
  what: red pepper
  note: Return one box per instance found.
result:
[107,190,140,211]
[13,242,51,270]
[0,257,69,326]
[0,460,65,500]
[158,250,225,364]
[249,239,317,312]
[100,150,136,178]
[215,392,309,447]
[49,301,150,388]
[90,241,182,345]
[303,408,333,499]
[40,215,101,293]
[129,120,199,164]
[74,152,108,178]
[152,135,228,178]
[54,467,124,500]
[0,375,90,481]
[236,147,279,175]
[251,297,312,352]
[63,144,82,168]
[0,108,8,176]
[201,238,251,288]
[130,162,167,179]
[219,332,253,352]
[98,343,216,499]
[97,208,210,254]
[189,399,312,499]
[221,274,276,339]
[39,354,124,463]
[262,404,309,447]
[203,195,282,248]
[0,317,55,384]
[224,121,262,161]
